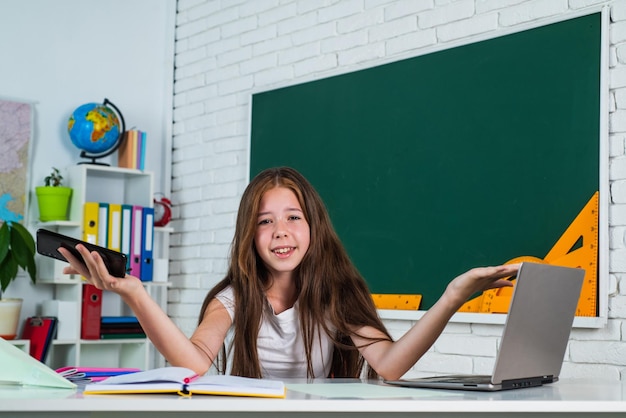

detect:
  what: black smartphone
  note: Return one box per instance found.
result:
[36,229,127,278]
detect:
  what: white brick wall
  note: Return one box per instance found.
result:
[172,0,626,379]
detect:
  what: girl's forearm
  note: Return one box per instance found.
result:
[120,287,212,374]
[373,292,459,380]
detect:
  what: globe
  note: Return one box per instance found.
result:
[67,99,126,164]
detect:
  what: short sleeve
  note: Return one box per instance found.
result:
[215,286,235,320]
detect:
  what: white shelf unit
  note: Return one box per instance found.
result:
[35,165,170,370]
[8,339,30,353]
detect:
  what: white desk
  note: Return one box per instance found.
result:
[1,378,625,418]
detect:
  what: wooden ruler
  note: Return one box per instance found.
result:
[458,192,599,316]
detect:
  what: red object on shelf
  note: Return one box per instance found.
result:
[81,284,102,340]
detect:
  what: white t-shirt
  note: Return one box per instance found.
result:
[215,286,334,379]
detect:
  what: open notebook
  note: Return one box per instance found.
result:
[83,366,286,398]
[384,262,585,391]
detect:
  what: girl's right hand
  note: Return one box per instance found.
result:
[58,244,143,295]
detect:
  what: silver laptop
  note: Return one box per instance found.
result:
[384,262,585,391]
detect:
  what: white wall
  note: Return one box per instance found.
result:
[0,0,176,325]
[172,0,626,379]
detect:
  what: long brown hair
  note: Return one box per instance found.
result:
[199,167,391,378]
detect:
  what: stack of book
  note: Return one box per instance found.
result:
[100,316,146,339]
[117,129,147,170]
[56,366,141,383]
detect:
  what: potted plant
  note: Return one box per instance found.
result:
[0,219,36,339]
[35,167,73,222]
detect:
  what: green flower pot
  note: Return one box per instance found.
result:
[35,186,72,221]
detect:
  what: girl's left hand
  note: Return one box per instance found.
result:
[445,263,519,307]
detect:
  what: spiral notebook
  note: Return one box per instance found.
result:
[384,262,585,392]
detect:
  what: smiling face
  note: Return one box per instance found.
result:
[254,186,311,281]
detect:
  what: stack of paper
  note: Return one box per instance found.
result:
[56,366,141,383]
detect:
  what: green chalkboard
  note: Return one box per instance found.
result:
[250,13,601,311]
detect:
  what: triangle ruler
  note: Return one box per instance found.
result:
[458,191,598,316]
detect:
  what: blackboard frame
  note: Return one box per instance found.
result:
[248,9,609,328]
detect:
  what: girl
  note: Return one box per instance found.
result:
[60,166,518,381]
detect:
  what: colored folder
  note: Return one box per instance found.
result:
[97,203,109,248]
[120,204,133,273]
[130,205,143,278]
[107,203,122,252]
[21,316,57,362]
[83,202,100,244]
[140,206,154,282]
[81,284,102,340]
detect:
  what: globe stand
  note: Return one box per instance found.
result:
[76,98,126,166]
